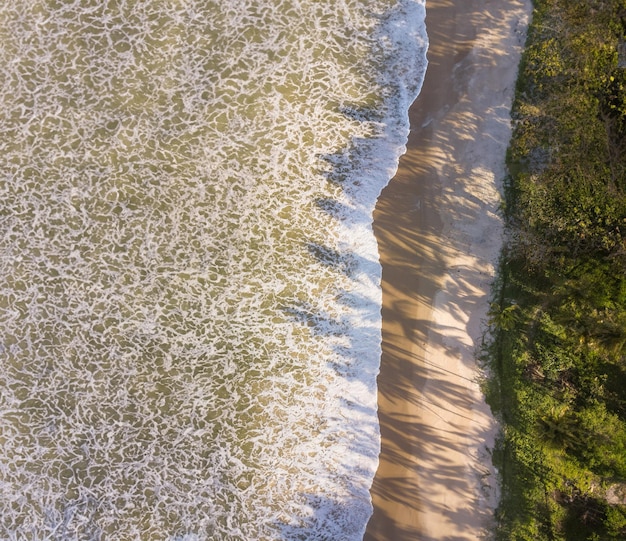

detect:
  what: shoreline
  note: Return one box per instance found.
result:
[364,0,530,539]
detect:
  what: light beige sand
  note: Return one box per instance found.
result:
[364,1,530,539]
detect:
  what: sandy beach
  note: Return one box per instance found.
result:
[364,0,530,539]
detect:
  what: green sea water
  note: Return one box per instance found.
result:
[0,0,427,538]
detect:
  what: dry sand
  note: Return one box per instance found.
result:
[364,0,531,539]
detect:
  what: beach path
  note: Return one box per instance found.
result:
[364,0,530,539]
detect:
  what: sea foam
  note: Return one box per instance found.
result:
[0,1,427,538]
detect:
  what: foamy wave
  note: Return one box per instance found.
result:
[0,1,426,538]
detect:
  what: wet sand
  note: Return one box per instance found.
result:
[364,0,530,539]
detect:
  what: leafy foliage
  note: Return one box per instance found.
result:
[489,0,626,538]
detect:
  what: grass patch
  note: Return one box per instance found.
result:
[486,0,626,538]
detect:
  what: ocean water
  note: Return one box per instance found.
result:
[0,1,427,539]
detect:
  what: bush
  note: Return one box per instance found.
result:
[490,0,626,537]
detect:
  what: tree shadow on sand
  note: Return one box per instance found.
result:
[363,0,529,538]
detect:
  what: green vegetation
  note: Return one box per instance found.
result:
[488,0,626,538]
